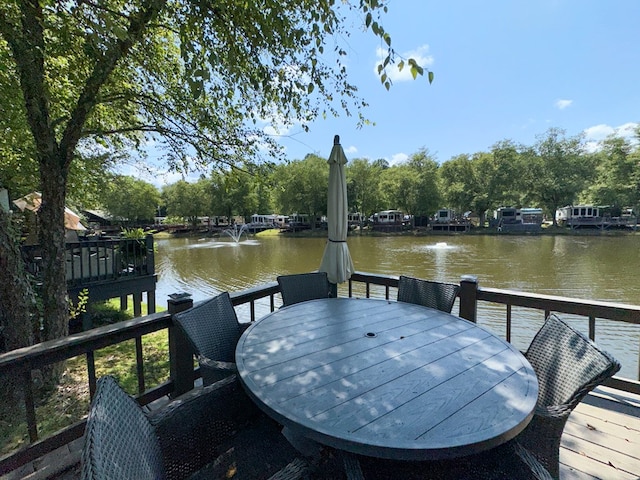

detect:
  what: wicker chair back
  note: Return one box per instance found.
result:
[277,272,332,306]
[518,314,621,478]
[397,275,460,313]
[81,376,165,480]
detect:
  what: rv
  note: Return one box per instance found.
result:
[434,209,455,223]
[249,214,288,228]
[373,210,404,224]
[555,205,600,227]
[493,207,543,232]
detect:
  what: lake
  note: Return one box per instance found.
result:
[154,233,640,380]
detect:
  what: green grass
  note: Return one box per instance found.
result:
[0,300,170,455]
[255,228,281,237]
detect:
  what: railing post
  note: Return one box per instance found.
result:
[168,294,194,397]
[145,234,155,275]
[458,275,478,323]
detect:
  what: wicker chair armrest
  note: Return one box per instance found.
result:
[534,403,573,419]
[198,355,238,372]
[149,375,255,479]
[239,322,252,334]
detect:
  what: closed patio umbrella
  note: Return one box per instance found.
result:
[319,135,355,287]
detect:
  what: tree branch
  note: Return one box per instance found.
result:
[0,1,58,160]
[59,0,167,165]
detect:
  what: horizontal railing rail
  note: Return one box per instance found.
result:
[1,271,638,475]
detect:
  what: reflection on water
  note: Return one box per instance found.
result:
[156,234,640,379]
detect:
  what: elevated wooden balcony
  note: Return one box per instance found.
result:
[1,272,638,479]
[21,235,157,316]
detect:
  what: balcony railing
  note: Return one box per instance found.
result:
[21,235,157,316]
[21,236,155,285]
[0,271,639,475]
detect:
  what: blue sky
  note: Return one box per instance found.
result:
[270,0,639,165]
[131,1,639,186]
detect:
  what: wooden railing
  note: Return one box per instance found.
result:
[21,235,157,317]
[1,271,639,475]
[21,235,155,285]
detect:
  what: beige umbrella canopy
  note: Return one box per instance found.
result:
[319,135,355,285]
[13,192,86,231]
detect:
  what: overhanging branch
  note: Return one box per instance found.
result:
[60,0,167,165]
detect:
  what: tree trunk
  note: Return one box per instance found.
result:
[0,207,36,352]
[0,206,36,402]
[38,157,69,344]
[35,156,70,388]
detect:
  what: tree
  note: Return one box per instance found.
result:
[163,179,208,227]
[439,152,496,226]
[379,165,418,216]
[346,158,382,227]
[378,150,440,223]
[439,141,529,227]
[584,136,640,210]
[101,175,160,225]
[488,140,529,207]
[0,0,430,352]
[438,154,476,215]
[526,128,593,226]
[406,149,441,218]
[0,208,35,353]
[274,155,328,223]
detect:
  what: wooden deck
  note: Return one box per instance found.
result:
[560,386,640,480]
[3,386,637,480]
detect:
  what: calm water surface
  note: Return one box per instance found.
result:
[155,234,640,379]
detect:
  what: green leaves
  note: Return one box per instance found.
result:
[408,58,423,79]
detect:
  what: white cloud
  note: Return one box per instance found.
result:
[583,124,615,142]
[345,145,358,155]
[583,122,639,153]
[389,152,409,166]
[374,44,434,83]
[615,122,639,138]
[263,123,292,137]
[555,99,573,110]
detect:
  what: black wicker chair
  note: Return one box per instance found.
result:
[513,313,621,479]
[173,292,249,386]
[81,375,311,480]
[277,272,332,307]
[397,275,460,314]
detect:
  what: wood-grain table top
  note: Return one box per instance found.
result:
[236,298,539,460]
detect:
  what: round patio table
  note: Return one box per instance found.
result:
[236,298,538,460]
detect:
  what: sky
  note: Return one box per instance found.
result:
[130,0,640,185]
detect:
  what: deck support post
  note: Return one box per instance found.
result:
[168,295,195,397]
[458,275,478,323]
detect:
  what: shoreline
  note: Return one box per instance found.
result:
[152,225,639,240]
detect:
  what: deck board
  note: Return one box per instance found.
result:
[559,386,640,480]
